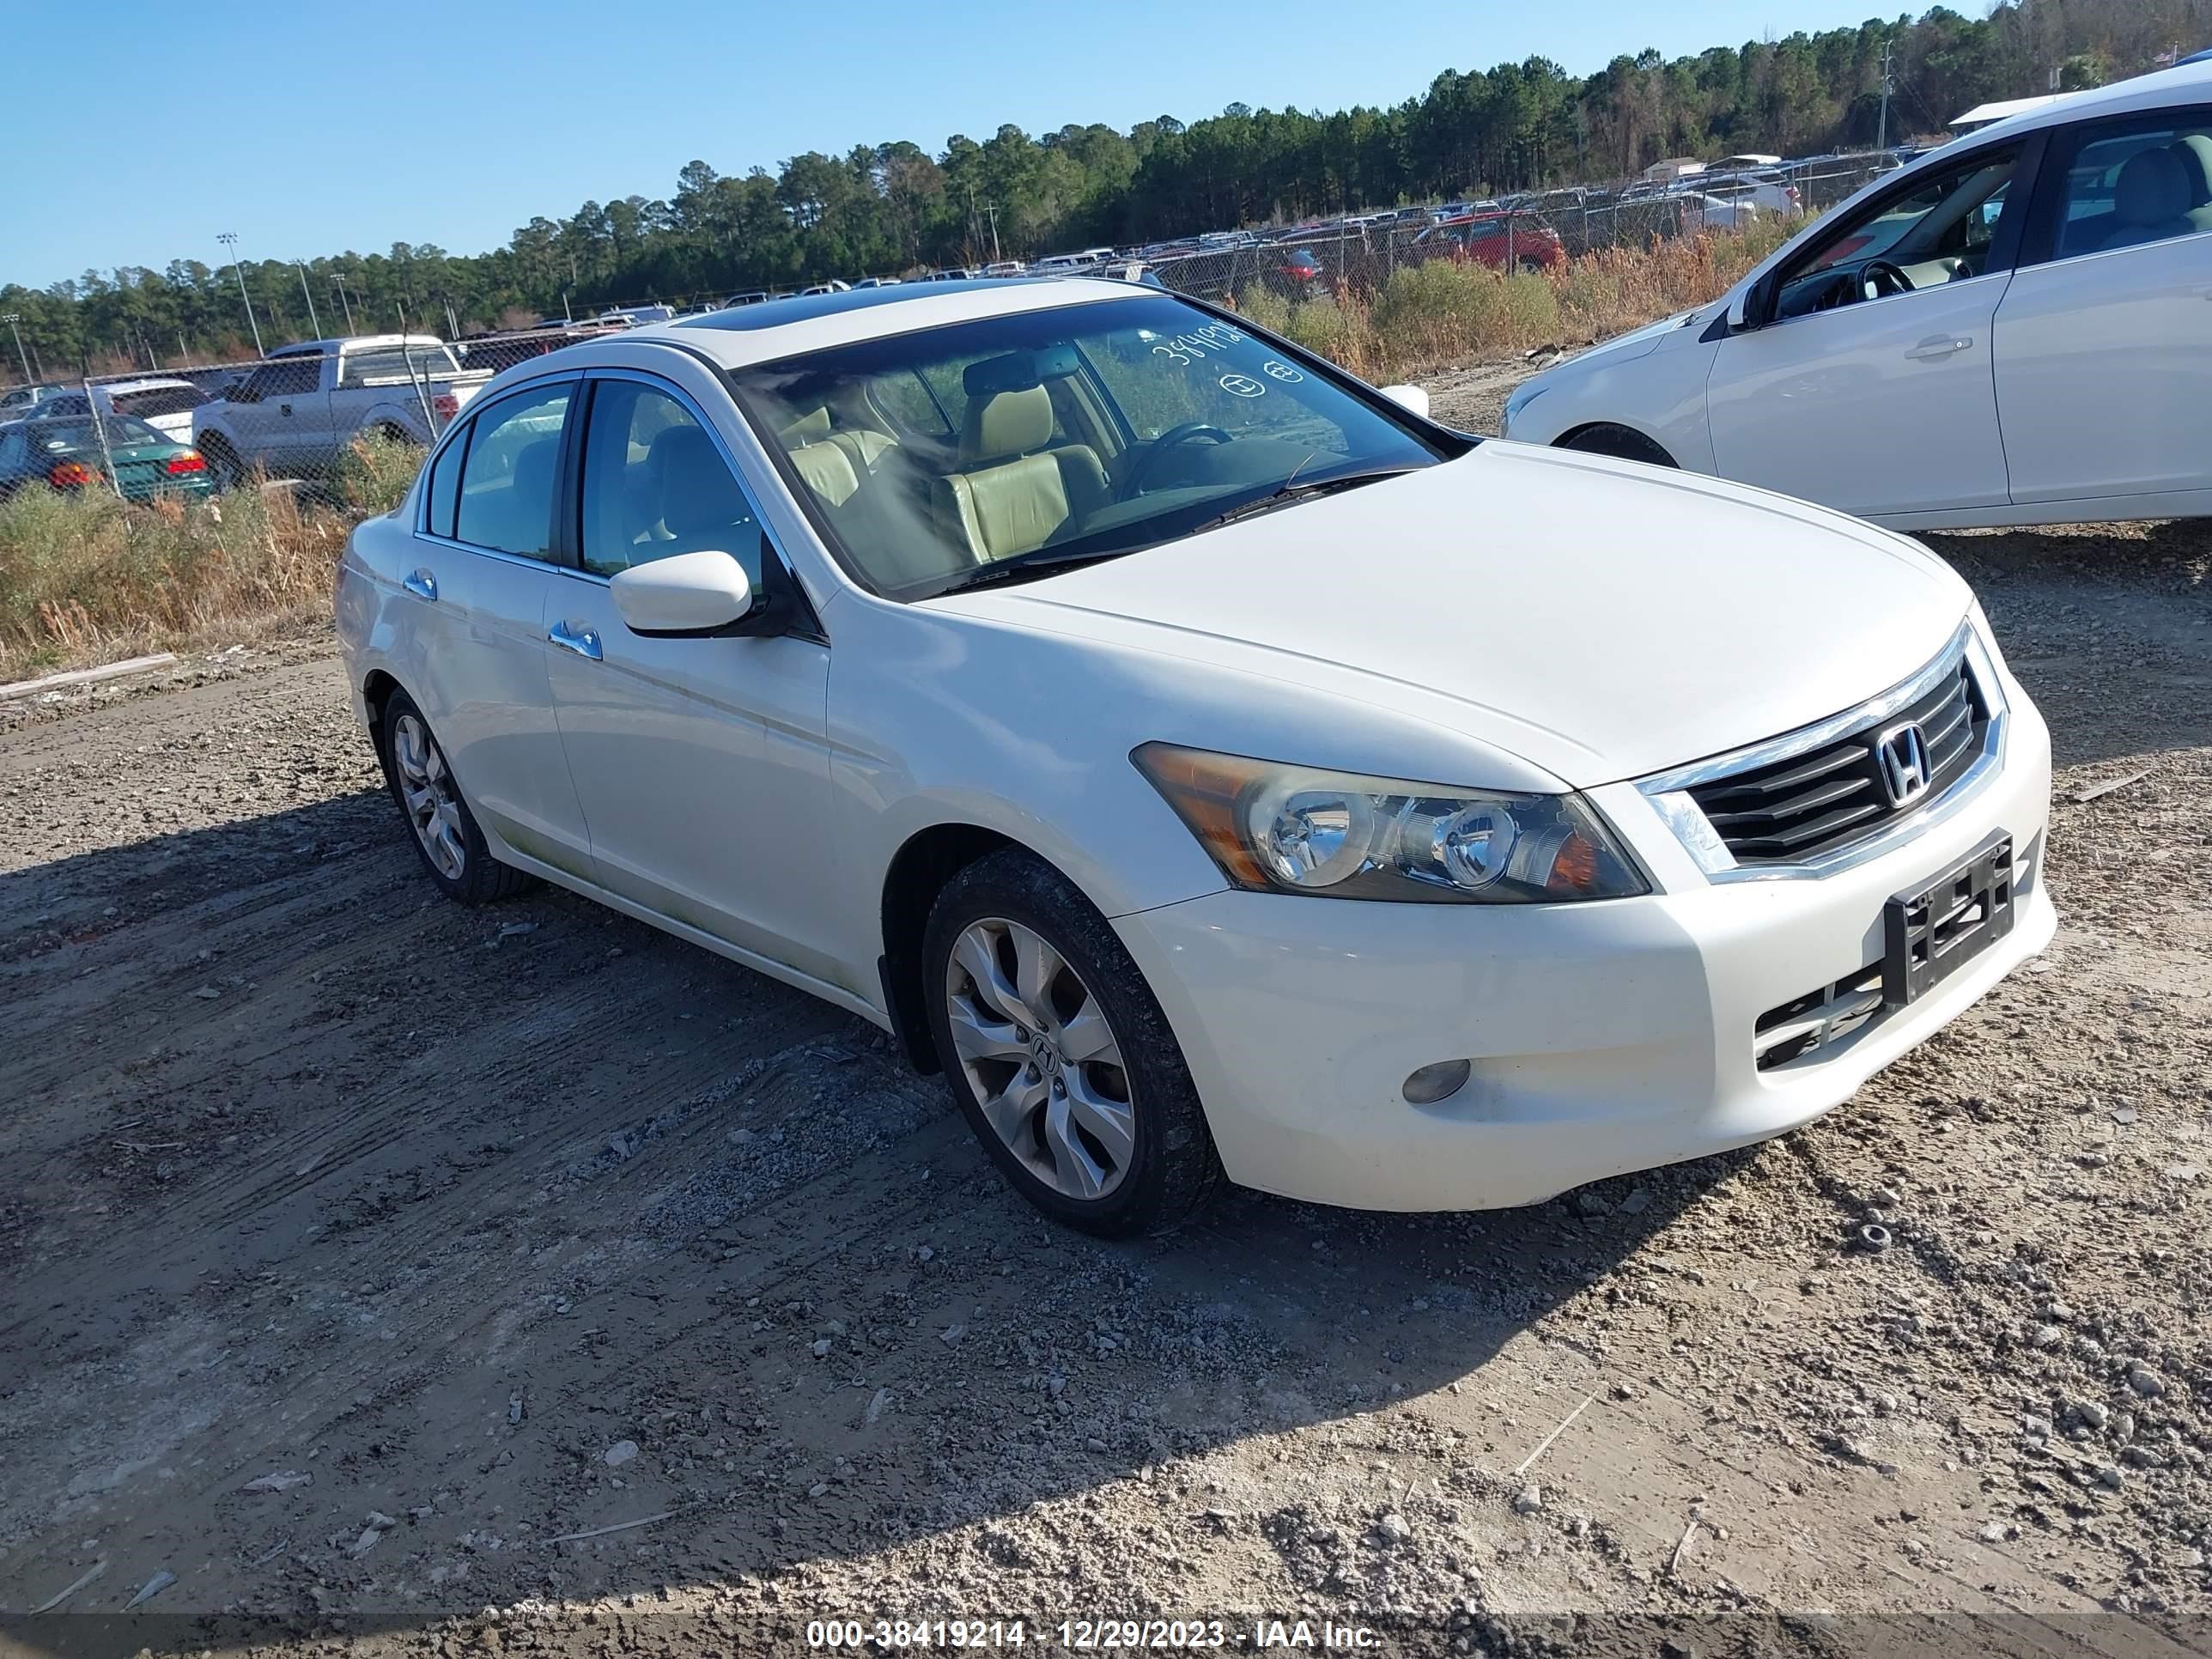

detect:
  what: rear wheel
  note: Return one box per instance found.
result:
[1559,423,1678,468]
[377,690,537,906]
[923,850,1223,1236]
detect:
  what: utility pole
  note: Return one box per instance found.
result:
[1,313,30,386]
[295,261,321,338]
[984,204,1002,263]
[216,232,265,356]
[331,276,356,335]
[1877,40,1894,151]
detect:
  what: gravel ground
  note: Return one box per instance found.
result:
[2,366,2209,1656]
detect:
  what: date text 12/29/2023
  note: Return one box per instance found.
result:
[805,1620,1382,1649]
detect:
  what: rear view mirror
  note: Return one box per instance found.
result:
[610,550,754,637]
[1378,384,1431,420]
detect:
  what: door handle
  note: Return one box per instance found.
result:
[278,403,293,416]
[403,568,438,601]
[1905,334,1973,361]
[548,620,604,661]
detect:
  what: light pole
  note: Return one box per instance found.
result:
[216,232,265,355]
[294,261,322,337]
[1,313,30,386]
[331,274,357,335]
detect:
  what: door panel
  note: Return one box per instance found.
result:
[544,581,840,983]
[1996,237,2212,501]
[404,381,593,876]
[544,376,845,988]
[1705,276,2014,516]
[407,550,590,876]
[1997,106,2212,505]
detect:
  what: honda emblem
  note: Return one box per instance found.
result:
[1875,722,1932,807]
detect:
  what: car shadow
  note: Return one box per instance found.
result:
[0,785,1744,1645]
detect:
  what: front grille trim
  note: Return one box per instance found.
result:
[1639,622,2008,884]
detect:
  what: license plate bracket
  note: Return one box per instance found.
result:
[1882,833,2014,1007]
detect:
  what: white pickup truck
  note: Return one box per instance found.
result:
[191,335,492,483]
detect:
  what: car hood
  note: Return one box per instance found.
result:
[933,443,1968,788]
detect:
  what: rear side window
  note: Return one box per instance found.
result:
[112,386,210,418]
[424,423,468,538]
[342,345,458,387]
[2044,108,2212,261]
[454,384,572,558]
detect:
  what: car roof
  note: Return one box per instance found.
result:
[99,376,198,395]
[1949,57,2212,144]
[640,276,1152,369]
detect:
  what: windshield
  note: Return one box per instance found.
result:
[730,293,1451,600]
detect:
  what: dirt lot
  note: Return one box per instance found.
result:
[3,365,2209,1656]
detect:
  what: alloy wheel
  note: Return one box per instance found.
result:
[944,916,1136,1200]
[392,713,467,882]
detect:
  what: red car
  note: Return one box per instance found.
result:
[1414,213,1565,272]
[1278,246,1325,283]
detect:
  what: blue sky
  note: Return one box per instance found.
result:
[13,0,1880,289]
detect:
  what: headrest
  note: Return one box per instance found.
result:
[509,437,557,504]
[650,424,750,538]
[960,385,1055,465]
[790,439,860,507]
[2114,146,2190,225]
[780,405,833,446]
[2168,135,2212,207]
[962,343,1081,398]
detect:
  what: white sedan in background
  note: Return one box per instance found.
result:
[337,277,2052,1234]
[1504,62,2212,530]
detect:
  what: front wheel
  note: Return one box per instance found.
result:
[922,850,1224,1236]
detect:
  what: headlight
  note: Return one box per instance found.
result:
[1133,744,1647,903]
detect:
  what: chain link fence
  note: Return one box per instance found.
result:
[0,324,641,505]
[0,154,1898,507]
[1147,154,1899,303]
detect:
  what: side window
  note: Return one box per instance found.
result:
[579,380,763,582]
[270,359,322,397]
[454,384,571,559]
[423,422,468,538]
[228,369,265,404]
[1774,148,2021,319]
[2045,111,2212,260]
[868,369,953,438]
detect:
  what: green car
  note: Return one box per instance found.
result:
[0,412,216,503]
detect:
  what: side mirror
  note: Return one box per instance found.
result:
[1378,383,1431,420]
[610,550,755,637]
[1727,289,1752,331]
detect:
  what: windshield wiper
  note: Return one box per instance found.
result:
[927,545,1141,597]
[1180,463,1423,536]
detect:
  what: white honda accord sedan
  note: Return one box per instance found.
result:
[336,277,2055,1234]
[1503,62,2212,531]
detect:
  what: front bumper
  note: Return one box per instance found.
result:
[1113,681,2054,1213]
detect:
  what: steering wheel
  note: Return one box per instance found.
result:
[1861,259,1914,301]
[1121,422,1233,500]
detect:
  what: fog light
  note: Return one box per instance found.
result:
[1401,1060,1472,1105]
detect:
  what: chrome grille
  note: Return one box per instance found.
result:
[1684,653,1988,866]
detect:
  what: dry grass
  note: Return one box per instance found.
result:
[1236,220,1799,380]
[0,434,426,680]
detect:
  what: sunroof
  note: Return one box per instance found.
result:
[675,279,1029,331]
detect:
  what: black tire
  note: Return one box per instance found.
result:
[375,689,538,906]
[1559,423,1678,468]
[922,849,1224,1237]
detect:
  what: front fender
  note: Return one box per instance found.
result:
[1504,323,1724,473]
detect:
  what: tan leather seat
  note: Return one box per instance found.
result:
[933,383,1108,562]
[2101,147,2198,250]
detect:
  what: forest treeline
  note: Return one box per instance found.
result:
[3,0,2202,375]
